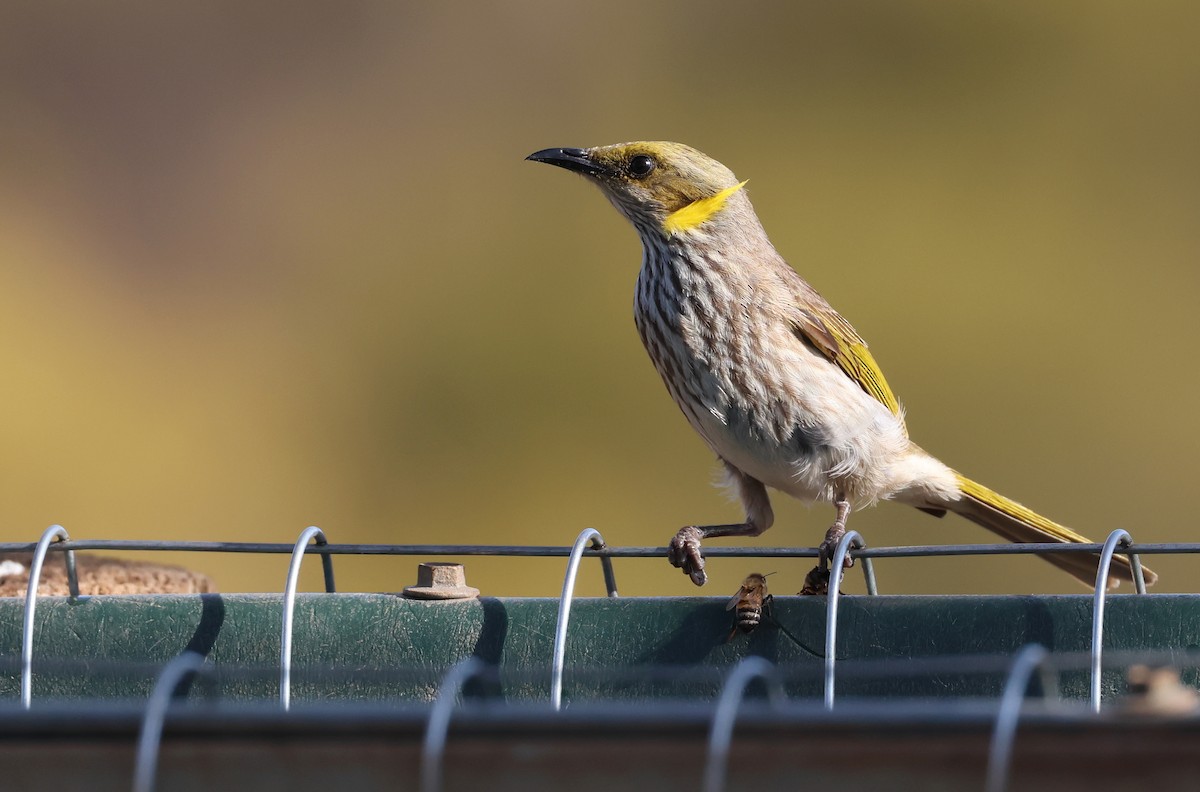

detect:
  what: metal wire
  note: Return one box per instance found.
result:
[3,521,1197,792]
[551,528,612,710]
[825,530,865,711]
[420,657,490,792]
[21,524,78,710]
[5,528,1194,725]
[985,644,1059,792]
[703,657,785,792]
[280,526,335,711]
[132,651,207,792]
[1090,529,1146,713]
[1,538,1197,558]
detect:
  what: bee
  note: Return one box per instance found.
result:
[726,572,774,641]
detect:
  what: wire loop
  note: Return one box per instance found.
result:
[1091,529,1145,712]
[132,651,207,792]
[280,526,335,710]
[703,656,785,792]
[985,644,1059,792]
[420,656,491,792]
[21,524,78,709]
[825,530,867,710]
[551,528,613,710]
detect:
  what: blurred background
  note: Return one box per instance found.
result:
[1,1,1197,598]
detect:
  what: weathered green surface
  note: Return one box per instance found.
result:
[1,594,1198,703]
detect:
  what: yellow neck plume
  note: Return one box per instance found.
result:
[662,180,748,235]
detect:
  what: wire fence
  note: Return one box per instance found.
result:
[2,524,1198,792]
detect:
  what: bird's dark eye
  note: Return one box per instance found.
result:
[628,154,656,178]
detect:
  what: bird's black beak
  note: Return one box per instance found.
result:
[526,147,608,177]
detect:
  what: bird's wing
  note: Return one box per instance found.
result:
[788,298,902,418]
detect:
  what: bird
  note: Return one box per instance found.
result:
[527,141,1155,590]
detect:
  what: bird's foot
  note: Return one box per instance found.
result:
[668,525,707,586]
[817,522,852,571]
[799,565,830,596]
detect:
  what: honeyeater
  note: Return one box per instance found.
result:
[527,141,1154,590]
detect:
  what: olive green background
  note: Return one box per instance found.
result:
[2,2,1197,598]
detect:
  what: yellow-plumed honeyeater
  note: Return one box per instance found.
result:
[528,141,1154,590]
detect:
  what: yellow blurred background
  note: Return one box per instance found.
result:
[2,2,1197,598]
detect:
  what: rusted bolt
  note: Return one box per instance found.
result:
[402,562,479,600]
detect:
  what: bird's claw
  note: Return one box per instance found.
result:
[668,525,707,586]
[818,523,853,571]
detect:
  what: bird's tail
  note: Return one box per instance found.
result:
[944,474,1156,589]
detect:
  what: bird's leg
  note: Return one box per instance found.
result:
[817,497,852,571]
[669,463,773,586]
[669,522,760,586]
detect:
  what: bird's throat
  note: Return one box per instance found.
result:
[662,181,748,236]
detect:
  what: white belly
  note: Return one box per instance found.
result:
[648,312,915,506]
[689,381,912,505]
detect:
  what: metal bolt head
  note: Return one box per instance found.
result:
[402,562,479,600]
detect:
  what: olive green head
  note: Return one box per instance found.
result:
[527,141,747,236]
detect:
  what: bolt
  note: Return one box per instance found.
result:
[402,562,480,600]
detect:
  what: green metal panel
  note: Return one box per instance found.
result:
[2,593,1198,703]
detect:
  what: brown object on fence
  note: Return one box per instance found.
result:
[0,552,214,596]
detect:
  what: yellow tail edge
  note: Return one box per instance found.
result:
[952,474,1157,588]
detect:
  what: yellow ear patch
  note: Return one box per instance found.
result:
[662,180,748,235]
